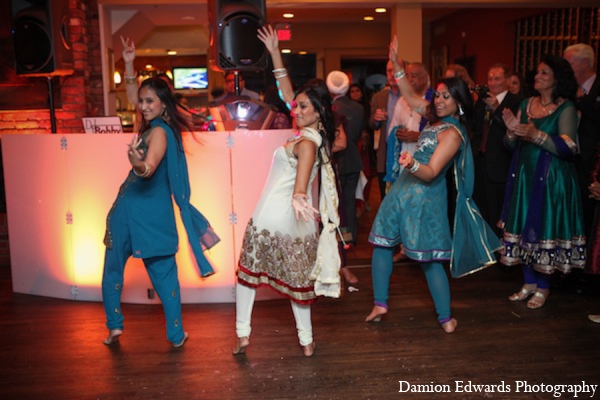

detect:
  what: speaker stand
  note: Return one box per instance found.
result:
[47,77,57,133]
[233,71,241,96]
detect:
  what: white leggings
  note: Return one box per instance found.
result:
[235,283,313,346]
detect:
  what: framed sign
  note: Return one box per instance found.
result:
[82,116,123,133]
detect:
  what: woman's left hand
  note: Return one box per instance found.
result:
[127,135,144,167]
[292,194,319,222]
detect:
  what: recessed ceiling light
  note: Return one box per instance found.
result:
[281,49,291,54]
[375,8,387,13]
[167,50,177,55]
[283,13,294,19]
[145,64,153,69]
[299,51,307,55]
[181,16,196,20]
[364,16,374,21]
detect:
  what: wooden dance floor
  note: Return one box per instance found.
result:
[1,259,599,399]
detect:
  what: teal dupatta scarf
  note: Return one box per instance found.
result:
[444,116,502,277]
[154,118,220,277]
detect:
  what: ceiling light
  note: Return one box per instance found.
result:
[145,64,153,69]
[167,50,177,55]
[281,49,291,54]
[283,13,294,19]
[181,16,196,20]
[375,8,387,13]
[299,51,307,55]
[364,16,374,21]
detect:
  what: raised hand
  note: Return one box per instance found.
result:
[257,25,278,54]
[120,35,136,64]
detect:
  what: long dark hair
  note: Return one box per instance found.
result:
[296,78,336,164]
[138,77,193,143]
[427,77,474,131]
[540,55,578,102]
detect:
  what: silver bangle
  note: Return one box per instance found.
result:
[408,160,420,174]
[394,70,406,80]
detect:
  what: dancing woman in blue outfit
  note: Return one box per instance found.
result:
[102,77,219,347]
[366,38,501,332]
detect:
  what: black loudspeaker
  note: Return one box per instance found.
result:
[208,0,267,71]
[11,0,73,76]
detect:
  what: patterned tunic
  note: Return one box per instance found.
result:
[237,129,322,304]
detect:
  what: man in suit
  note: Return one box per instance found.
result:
[327,70,364,245]
[368,61,402,200]
[564,44,600,241]
[472,64,522,238]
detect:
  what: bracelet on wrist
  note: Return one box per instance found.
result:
[533,130,547,146]
[133,162,151,178]
[394,70,406,80]
[124,75,137,85]
[408,160,420,174]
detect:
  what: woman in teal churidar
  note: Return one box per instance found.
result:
[501,55,586,309]
[102,77,219,347]
[366,37,501,332]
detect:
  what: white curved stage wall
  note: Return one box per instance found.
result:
[2,130,294,304]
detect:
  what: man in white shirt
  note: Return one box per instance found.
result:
[385,62,433,185]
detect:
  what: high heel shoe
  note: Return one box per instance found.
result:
[173,332,189,348]
[302,342,316,357]
[508,286,536,301]
[365,305,388,322]
[103,329,123,345]
[232,337,250,355]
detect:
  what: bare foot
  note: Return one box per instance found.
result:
[173,332,189,348]
[232,336,250,355]
[302,342,316,357]
[341,267,358,284]
[441,318,458,334]
[103,329,123,345]
[365,305,388,322]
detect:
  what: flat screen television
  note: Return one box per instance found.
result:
[172,67,208,90]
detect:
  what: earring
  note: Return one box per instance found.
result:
[458,104,464,116]
[161,107,170,123]
[318,121,324,132]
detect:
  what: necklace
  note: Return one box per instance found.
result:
[539,97,553,107]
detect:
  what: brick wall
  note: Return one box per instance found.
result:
[0,0,103,135]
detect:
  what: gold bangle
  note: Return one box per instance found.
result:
[124,75,137,85]
[133,162,150,178]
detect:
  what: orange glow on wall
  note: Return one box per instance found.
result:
[2,130,293,303]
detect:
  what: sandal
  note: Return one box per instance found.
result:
[508,286,536,301]
[527,291,548,309]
